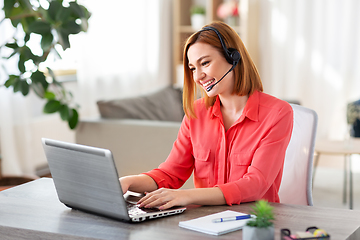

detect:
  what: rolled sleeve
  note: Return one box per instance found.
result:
[143,116,195,189]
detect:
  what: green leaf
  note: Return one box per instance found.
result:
[3,0,16,17]
[18,45,37,64]
[68,108,79,129]
[6,50,18,59]
[4,79,13,88]
[13,78,22,93]
[21,16,37,33]
[61,20,81,35]
[41,33,54,51]
[19,46,38,64]
[17,0,33,10]
[24,33,30,43]
[46,67,58,83]
[57,6,71,23]
[79,18,89,32]
[69,3,91,32]
[31,70,48,90]
[43,99,61,113]
[18,56,26,73]
[47,1,62,22]
[46,67,56,79]
[31,82,45,98]
[20,46,31,58]
[44,91,56,100]
[59,104,70,120]
[57,29,70,50]
[69,2,85,18]
[8,6,23,27]
[52,47,62,59]
[20,80,30,96]
[48,1,72,22]
[4,75,19,88]
[5,43,19,49]
[28,21,51,35]
[37,6,48,22]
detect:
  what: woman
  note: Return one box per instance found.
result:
[120,21,293,210]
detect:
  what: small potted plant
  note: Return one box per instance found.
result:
[190,5,206,30]
[243,200,275,240]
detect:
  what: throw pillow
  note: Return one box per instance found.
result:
[97,86,184,122]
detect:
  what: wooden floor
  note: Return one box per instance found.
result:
[0,174,48,192]
[0,186,13,191]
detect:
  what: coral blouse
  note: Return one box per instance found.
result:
[144,91,293,205]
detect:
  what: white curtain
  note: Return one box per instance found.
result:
[258,0,360,140]
[75,0,173,117]
[0,4,33,175]
[0,0,172,175]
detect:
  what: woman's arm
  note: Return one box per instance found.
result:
[138,186,226,210]
[120,174,226,210]
[119,174,158,194]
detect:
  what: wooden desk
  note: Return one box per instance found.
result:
[314,138,360,209]
[0,178,360,240]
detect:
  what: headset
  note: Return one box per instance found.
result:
[201,26,241,66]
[198,26,241,91]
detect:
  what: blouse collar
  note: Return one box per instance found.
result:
[211,90,260,122]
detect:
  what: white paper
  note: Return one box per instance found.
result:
[179,210,252,235]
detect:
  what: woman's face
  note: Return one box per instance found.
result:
[187,42,234,96]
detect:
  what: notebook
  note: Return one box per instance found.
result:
[179,210,253,235]
[42,138,186,222]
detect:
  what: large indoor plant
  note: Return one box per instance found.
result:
[0,0,90,129]
[243,200,275,240]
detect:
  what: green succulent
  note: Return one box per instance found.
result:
[190,5,205,15]
[246,200,275,228]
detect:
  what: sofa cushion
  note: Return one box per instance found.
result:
[97,86,184,122]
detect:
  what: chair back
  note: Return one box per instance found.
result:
[278,104,318,206]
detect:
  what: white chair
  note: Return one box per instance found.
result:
[278,104,318,206]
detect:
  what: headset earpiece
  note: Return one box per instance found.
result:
[200,26,241,66]
[199,26,242,92]
[227,48,241,65]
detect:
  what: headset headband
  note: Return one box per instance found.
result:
[200,26,241,66]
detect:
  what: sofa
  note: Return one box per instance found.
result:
[75,86,194,189]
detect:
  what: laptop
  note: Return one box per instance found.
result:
[41,138,186,222]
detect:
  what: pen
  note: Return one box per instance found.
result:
[212,214,253,223]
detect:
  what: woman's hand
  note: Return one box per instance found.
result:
[119,174,158,194]
[119,177,132,194]
[138,187,226,210]
[138,188,191,210]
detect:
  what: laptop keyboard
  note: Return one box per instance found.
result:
[127,202,159,217]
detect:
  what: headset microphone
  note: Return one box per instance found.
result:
[206,64,236,92]
[199,26,241,92]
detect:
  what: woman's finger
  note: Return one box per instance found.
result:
[138,188,162,204]
[139,193,168,208]
[138,189,171,207]
[144,196,169,208]
[158,200,176,210]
